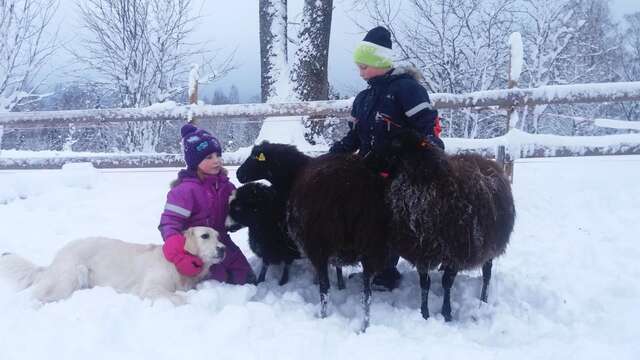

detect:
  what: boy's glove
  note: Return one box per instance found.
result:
[162,234,204,277]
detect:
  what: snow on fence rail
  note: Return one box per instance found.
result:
[1,82,640,127]
[0,81,639,169]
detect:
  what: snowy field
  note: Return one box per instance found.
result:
[0,156,639,360]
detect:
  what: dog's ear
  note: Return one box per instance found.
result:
[183,228,199,255]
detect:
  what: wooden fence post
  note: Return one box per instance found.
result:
[502,32,523,183]
[188,64,199,124]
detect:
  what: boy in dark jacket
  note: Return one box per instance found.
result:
[330,26,444,291]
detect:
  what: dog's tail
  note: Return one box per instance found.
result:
[0,252,43,290]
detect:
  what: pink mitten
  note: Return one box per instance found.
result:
[162,234,204,277]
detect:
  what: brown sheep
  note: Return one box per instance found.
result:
[367,129,515,321]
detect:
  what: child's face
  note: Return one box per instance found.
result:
[357,63,389,80]
[198,153,223,175]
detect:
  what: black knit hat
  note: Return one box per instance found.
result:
[362,26,392,49]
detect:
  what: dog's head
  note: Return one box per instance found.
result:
[184,226,225,265]
[225,182,276,232]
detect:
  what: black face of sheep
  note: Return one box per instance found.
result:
[236,142,273,183]
[226,182,276,230]
[225,182,300,286]
[236,142,310,191]
[373,128,515,322]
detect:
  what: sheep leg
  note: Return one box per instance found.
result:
[480,260,492,302]
[318,263,330,318]
[278,262,290,286]
[441,266,458,322]
[361,266,372,332]
[336,266,345,290]
[418,268,431,320]
[257,263,268,283]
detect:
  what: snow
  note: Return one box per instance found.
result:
[595,118,640,130]
[189,64,200,101]
[509,32,523,83]
[1,156,639,359]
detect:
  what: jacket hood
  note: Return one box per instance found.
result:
[368,65,425,86]
[170,168,230,189]
[390,65,425,82]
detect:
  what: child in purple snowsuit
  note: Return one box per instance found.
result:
[158,123,255,285]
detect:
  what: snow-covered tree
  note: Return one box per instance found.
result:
[292,0,333,141]
[519,0,619,134]
[228,85,240,104]
[75,0,233,152]
[258,0,333,146]
[259,0,291,102]
[617,12,640,122]
[358,0,516,138]
[0,0,58,112]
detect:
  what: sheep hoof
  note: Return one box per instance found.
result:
[371,268,402,291]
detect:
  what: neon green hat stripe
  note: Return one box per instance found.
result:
[353,42,393,68]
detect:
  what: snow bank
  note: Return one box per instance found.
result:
[0,158,639,359]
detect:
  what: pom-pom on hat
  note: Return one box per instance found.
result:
[181,123,222,170]
[353,26,393,68]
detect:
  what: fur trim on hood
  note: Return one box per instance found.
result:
[391,65,425,82]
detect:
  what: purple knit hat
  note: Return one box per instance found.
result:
[181,123,222,170]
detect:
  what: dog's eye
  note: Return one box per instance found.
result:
[201,233,210,240]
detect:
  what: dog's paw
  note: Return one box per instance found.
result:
[168,294,187,306]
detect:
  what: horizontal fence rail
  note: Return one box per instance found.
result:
[1,81,640,128]
[2,131,638,170]
[1,81,639,169]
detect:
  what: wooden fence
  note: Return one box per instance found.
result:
[0,81,639,169]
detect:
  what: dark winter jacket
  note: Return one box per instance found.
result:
[159,169,254,285]
[330,66,443,155]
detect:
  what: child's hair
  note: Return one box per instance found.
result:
[181,123,222,170]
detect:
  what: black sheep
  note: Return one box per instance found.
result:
[237,142,390,331]
[225,182,300,285]
[368,129,515,321]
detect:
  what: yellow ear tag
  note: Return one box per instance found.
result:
[256,153,266,161]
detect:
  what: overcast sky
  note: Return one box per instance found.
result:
[50,0,640,102]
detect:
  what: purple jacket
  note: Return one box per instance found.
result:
[159,169,255,285]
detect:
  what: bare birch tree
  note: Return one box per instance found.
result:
[75,0,233,152]
[0,0,58,112]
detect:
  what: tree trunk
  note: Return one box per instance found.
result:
[259,0,288,102]
[293,0,333,101]
[292,0,333,142]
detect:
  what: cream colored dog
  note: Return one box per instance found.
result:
[0,226,225,305]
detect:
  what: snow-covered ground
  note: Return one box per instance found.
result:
[0,156,639,360]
